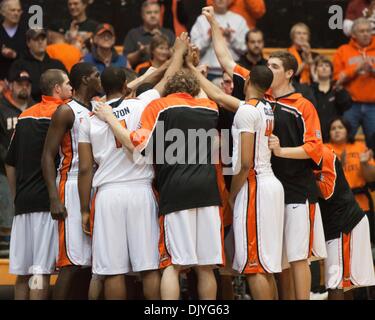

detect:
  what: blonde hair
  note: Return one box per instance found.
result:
[290,22,311,41]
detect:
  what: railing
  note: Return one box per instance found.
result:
[115,47,338,61]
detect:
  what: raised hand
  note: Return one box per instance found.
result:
[202,6,215,24]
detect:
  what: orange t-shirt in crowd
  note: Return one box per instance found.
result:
[333,36,375,103]
[326,141,375,212]
[46,43,82,72]
[207,0,266,28]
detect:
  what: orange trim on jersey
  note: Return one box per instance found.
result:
[215,163,232,227]
[314,146,336,200]
[57,132,75,268]
[342,232,352,288]
[135,61,151,74]
[130,93,218,150]
[233,64,250,79]
[18,96,66,120]
[243,174,266,274]
[158,216,172,269]
[308,203,316,258]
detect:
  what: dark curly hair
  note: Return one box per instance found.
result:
[164,70,201,97]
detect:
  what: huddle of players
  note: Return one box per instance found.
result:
[6,6,375,300]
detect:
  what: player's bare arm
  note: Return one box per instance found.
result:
[187,61,240,112]
[202,6,236,78]
[229,132,254,207]
[127,59,170,92]
[268,134,311,159]
[42,105,75,220]
[78,142,95,235]
[154,32,190,96]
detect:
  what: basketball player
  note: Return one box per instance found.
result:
[94,41,224,300]
[78,35,192,300]
[314,145,375,300]
[201,6,327,300]
[41,63,102,300]
[188,61,285,299]
[5,69,72,300]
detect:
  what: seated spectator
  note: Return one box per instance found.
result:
[207,0,266,28]
[0,69,33,257]
[343,0,375,36]
[49,0,98,47]
[326,116,375,240]
[191,1,249,80]
[9,29,67,101]
[0,0,27,80]
[123,1,175,69]
[288,22,317,84]
[46,31,82,72]
[310,56,352,142]
[135,34,171,75]
[333,18,375,147]
[237,28,267,70]
[84,23,126,74]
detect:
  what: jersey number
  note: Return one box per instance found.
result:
[115,120,127,148]
[265,119,274,137]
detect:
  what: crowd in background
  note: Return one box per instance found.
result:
[0,0,375,299]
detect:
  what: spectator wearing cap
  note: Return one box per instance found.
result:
[0,69,33,251]
[310,56,352,142]
[9,29,67,101]
[49,0,98,45]
[333,18,375,146]
[237,28,267,71]
[0,0,27,80]
[123,1,175,69]
[84,23,126,74]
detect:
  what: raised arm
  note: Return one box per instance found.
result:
[154,32,190,96]
[42,105,74,220]
[201,6,236,77]
[188,61,240,112]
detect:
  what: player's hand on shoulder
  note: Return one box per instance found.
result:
[93,103,114,122]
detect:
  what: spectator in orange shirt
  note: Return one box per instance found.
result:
[333,18,375,147]
[326,117,375,240]
[207,0,266,28]
[46,31,82,72]
[288,23,318,85]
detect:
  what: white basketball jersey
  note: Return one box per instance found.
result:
[57,99,90,180]
[232,99,274,176]
[79,89,160,188]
